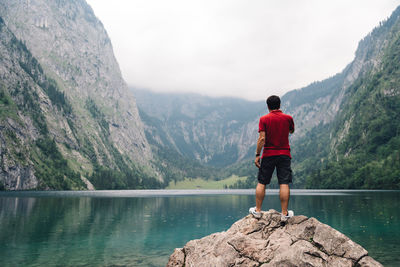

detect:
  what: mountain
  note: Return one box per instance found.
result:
[134,5,400,189]
[0,0,161,190]
[134,89,264,167]
[133,89,268,184]
[297,8,400,189]
[284,6,400,189]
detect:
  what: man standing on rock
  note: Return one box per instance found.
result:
[249,95,295,219]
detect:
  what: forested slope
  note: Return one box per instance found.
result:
[294,7,400,189]
[0,0,161,190]
[305,21,400,189]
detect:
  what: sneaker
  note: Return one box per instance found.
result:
[281,210,294,221]
[249,207,262,219]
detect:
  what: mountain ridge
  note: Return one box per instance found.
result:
[0,0,161,190]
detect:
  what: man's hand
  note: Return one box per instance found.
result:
[255,131,265,169]
[254,156,261,168]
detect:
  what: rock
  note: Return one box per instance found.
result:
[168,248,185,266]
[167,209,383,267]
[0,0,161,190]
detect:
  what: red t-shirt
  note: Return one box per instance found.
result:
[258,110,294,158]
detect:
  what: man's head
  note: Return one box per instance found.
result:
[266,95,280,110]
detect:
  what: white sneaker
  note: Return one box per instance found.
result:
[249,207,262,219]
[281,210,294,220]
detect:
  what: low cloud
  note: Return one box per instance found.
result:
[87,0,399,100]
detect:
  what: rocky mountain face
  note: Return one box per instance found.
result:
[0,0,158,190]
[167,210,382,266]
[134,89,265,167]
[0,15,82,189]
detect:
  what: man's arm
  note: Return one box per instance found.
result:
[289,118,295,134]
[254,131,265,168]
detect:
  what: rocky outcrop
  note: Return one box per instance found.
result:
[0,0,152,163]
[0,0,159,190]
[167,210,382,267]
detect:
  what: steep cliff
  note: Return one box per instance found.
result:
[0,0,160,190]
[0,16,84,189]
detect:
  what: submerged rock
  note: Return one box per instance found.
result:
[167,209,382,267]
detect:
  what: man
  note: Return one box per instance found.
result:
[249,95,295,219]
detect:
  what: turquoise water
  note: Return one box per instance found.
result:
[0,190,399,266]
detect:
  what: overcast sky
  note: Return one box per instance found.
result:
[86,0,399,101]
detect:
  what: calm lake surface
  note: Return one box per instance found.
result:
[0,190,399,266]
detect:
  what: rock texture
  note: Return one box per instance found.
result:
[0,16,46,189]
[0,0,152,163]
[134,89,263,167]
[0,0,159,189]
[167,210,382,267]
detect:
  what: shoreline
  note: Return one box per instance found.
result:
[1,189,399,198]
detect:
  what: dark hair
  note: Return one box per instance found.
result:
[266,95,280,110]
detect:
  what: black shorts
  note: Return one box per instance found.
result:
[258,155,292,185]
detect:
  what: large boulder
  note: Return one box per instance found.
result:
[167,209,382,267]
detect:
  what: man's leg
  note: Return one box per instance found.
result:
[256,183,266,212]
[276,156,292,216]
[279,184,290,215]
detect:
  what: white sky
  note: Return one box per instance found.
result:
[86,0,400,101]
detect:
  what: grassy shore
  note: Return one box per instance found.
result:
[166,175,247,189]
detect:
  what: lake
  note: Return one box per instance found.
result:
[0,190,399,266]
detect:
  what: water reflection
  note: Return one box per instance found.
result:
[0,191,399,266]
